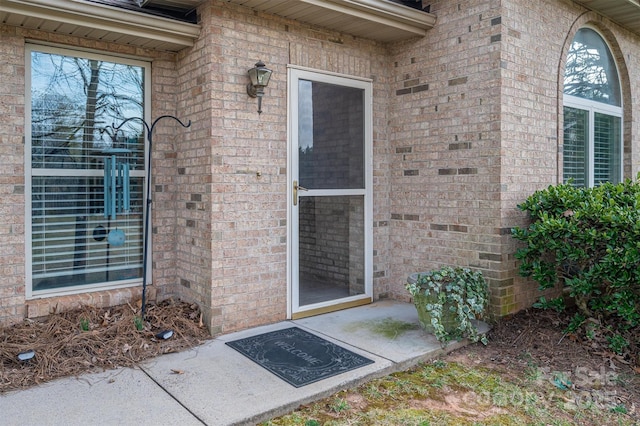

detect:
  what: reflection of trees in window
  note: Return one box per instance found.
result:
[299,146,314,187]
[563,28,620,106]
[31,53,145,170]
[31,53,145,214]
[30,51,146,278]
[31,93,81,169]
[562,28,622,188]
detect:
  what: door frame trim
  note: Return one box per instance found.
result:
[286,65,374,319]
[291,297,372,320]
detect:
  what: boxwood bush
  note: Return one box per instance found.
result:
[511,179,640,359]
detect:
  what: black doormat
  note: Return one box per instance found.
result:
[225,327,374,387]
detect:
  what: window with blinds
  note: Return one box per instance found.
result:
[593,112,621,185]
[562,28,622,188]
[563,107,588,187]
[27,45,149,295]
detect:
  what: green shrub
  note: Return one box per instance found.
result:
[511,179,640,356]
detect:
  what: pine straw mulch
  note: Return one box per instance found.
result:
[0,299,212,393]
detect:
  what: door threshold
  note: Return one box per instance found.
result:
[292,297,372,319]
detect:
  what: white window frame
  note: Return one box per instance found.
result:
[562,27,623,188]
[563,95,623,188]
[25,43,152,299]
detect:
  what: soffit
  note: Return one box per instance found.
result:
[140,0,201,7]
[0,0,201,52]
[89,0,200,21]
[573,0,640,37]
[225,0,437,43]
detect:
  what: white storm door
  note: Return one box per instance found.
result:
[288,66,373,319]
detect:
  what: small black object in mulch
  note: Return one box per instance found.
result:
[225,327,374,387]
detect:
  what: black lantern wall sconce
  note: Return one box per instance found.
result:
[246,60,272,114]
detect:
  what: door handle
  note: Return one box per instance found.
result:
[293,180,308,206]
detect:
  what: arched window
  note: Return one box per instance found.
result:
[563,28,622,187]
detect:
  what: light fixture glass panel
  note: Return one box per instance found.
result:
[256,69,271,86]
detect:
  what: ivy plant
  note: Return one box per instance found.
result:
[406,266,489,346]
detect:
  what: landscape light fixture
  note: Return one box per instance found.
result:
[246,61,272,114]
[17,349,35,362]
[155,329,174,340]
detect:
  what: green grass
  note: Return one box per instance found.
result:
[262,360,637,426]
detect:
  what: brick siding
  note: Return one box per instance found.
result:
[1,0,640,332]
[0,33,26,325]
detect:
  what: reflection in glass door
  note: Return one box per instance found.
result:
[288,67,373,318]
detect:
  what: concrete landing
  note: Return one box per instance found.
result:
[0,300,485,425]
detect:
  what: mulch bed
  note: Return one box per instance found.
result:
[0,299,211,393]
[451,308,640,415]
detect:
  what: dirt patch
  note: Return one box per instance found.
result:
[453,308,640,415]
[343,392,368,411]
[0,299,211,393]
[411,391,509,419]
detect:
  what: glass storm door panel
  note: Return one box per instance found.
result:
[289,67,373,318]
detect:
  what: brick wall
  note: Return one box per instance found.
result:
[498,0,576,313]
[171,3,218,332]
[386,0,640,316]
[149,57,183,300]
[0,32,26,325]
[387,0,505,310]
[181,0,640,329]
[175,1,389,334]
[0,1,390,331]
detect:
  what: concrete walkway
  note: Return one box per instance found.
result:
[0,300,485,425]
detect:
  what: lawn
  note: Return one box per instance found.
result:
[263,308,639,426]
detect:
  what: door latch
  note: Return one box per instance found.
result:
[293,180,308,206]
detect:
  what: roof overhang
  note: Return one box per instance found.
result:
[226,0,437,43]
[133,0,200,8]
[572,0,640,37]
[0,0,201,52]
